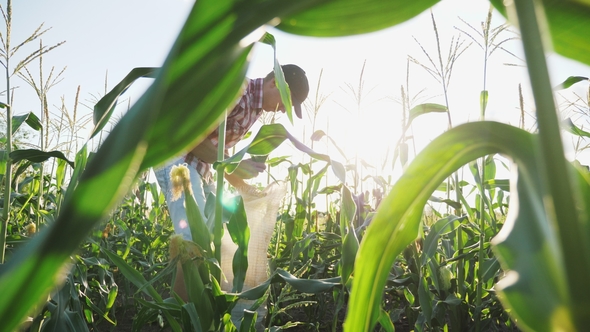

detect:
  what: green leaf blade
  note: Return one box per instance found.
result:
[277,0,439,37]
[344,121,536,331]
[407,103,448,125]
[491,0,590,66]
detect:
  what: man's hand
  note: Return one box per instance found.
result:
[225,172,247,189]
[224,172,266,197]
[232,158,266,179]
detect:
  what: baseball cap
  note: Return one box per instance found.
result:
[282,64,309,119]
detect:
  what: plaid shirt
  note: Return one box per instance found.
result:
[185,78,264,182]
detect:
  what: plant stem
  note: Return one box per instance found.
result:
[36,41,45,232]
[476,10,491,328]
[0,0,11,264]
[214,111,227,281]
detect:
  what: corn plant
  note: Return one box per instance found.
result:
[0,0,64,263]
[1,0,589,331]
[347,0,590,331]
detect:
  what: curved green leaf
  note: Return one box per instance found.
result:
[490,154,572,331]
[421,216,464,267]
[345,121,537,331]
[101,248,182,332]
[238,268,340,300]
[277,0,438,37]
[226,196,250,293]
[481,90,489,115]
[554,76,588,90]
[340,186,359,286]
[563,118,590,138]
[310,129,326,141]
[216,124,346,182]
[427,196,461,211]
[10,149,74,168]
[260,33,295,123]
[3,0,370,328]
[12,112,41,133]
[181,303,203,332]
[90,67,157,139]
[0,0,304,329]
[407,103,447,125]
[490,0,590,66]
[506,2,590,330]
[484,179,510,191]
[139,0,317,169]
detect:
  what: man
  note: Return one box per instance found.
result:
[155,64,309,240]
[155,64,309,302]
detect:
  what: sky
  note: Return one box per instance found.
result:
[6,0,590,195]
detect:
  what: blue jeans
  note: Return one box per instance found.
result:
[154,156,213,240]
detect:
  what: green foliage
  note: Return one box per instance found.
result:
[347,122,529,330]
[346,0,590,330]
[90,67,158,139]
[490,0,590,66]
[2,0,590,331]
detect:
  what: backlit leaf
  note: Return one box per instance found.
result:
[490,0,590,66]
[345,121,537,331]
[407,103,448,125]
[277,0,438,37]
[12,112,42,133]
[563,118,590,138]
[480,90,489,115]
[10,149,74,168]
[90,67,157,139]
[554,76,588,90]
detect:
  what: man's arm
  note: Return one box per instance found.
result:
[188,139,220,164]
[189,139,266,180]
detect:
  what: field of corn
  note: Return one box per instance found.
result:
[2,0,590,331]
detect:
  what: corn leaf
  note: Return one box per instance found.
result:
[184,184,213,255]
[0,0,281,328]
[181,302,204,332]
[484,179,510,191]
[12,112,42,133]
[238,268,340,300]
[239,310,256,332]
[554,76,588,90]
[490,0,590,66]
[563,118,590,139]
[339,186,359,286]
[508,1,590,330]
[90,67,158,139]
[407,103,447,125]
[10,149,74,168]
[101,248,183,332]
[43,303,89,332]
[215,124,346,182]
[421,216,464,267]
[139,0,321,169]
[56,158,67,189]
[277,0,438,37]
[339,185,356,233]
[12,0,590,330]
[491,154,572,331]
[418,276,433,323]
[345,121,537,331]
[226,196,250,293]
[377,308,395,332]
[260,33,295,123]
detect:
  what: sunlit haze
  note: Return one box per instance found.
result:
[10,0,590,205]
